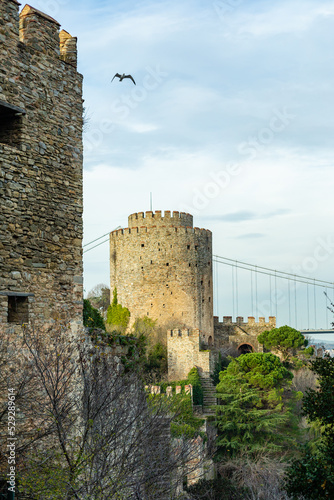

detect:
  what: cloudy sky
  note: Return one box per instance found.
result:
[27,0,334,334]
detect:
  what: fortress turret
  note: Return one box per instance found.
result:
[110,211,214,342]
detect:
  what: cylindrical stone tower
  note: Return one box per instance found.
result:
[110,211,214,342]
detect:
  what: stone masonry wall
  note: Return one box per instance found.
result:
[214,315,276,352]
[167,328,213,381]
[0,1,83,331]
[110,211,214,342]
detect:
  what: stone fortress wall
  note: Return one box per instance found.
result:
[214,315,276,353]
[167,328,214,381]
[0,1,83,331]
[110,210,214,343]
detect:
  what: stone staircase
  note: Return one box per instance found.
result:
[200,376,217,416]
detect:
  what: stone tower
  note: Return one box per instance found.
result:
[0,2,83,331]
[110,211,214,343]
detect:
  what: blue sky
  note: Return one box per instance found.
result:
[25,0,334,332]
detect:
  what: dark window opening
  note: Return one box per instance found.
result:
[201,280,203,285]
[166,263,169,266]
[0,100,25,148]
[208,280,210,286]
[195,245,198,250]
[8,295,29,324]
[209,297,211,302]
[141,243,144,247]
[189,263,191,267]
[187,245,190,249]
[150,260,153,264]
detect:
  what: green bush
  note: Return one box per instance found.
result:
[83,299,105,331]
[106,288,130,333]
[187,367,203,406]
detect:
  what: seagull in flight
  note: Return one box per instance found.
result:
[111,73,136,85]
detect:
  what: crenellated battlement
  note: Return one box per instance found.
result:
[214,315,276,328]
[0,2,77,67]
[168,328,200,338]
[110,224,211,238]
[128,210,193,228]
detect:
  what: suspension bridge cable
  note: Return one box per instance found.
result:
[255,266,258,317]
[288,280,291,325]
[314,279,317,328]
[232,265,235,319]
[251,270,254,316]
[294,276,297,329]
[83,238,110,253]
[212,257,334,290]
[236,261,239,317]
[269,275,272,312]
[83,226,121,248]
[275,270,278,321]
[213,255,334,288]
[307,284,310,329]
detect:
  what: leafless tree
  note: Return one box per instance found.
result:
[1,325,205,499]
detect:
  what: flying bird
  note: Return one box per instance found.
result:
[111,73,136,85]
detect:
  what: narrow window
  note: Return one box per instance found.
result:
[187,245,190,249]
[141,243,144,247]
[0,100,25,148]
[8,295,29,324]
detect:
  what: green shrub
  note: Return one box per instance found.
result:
[106,288,130,333]
[187,367,203,406]
[83,299,105,331]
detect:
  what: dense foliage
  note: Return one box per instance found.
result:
[285,356,334,498]
[144,342,167,381]
[187,367,204,406]
[83,298,105,330]
[215,353,298,457]
[106,287,130,332]
[258,325,313,362]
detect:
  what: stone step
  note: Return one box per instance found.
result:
[200,376,218,412]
